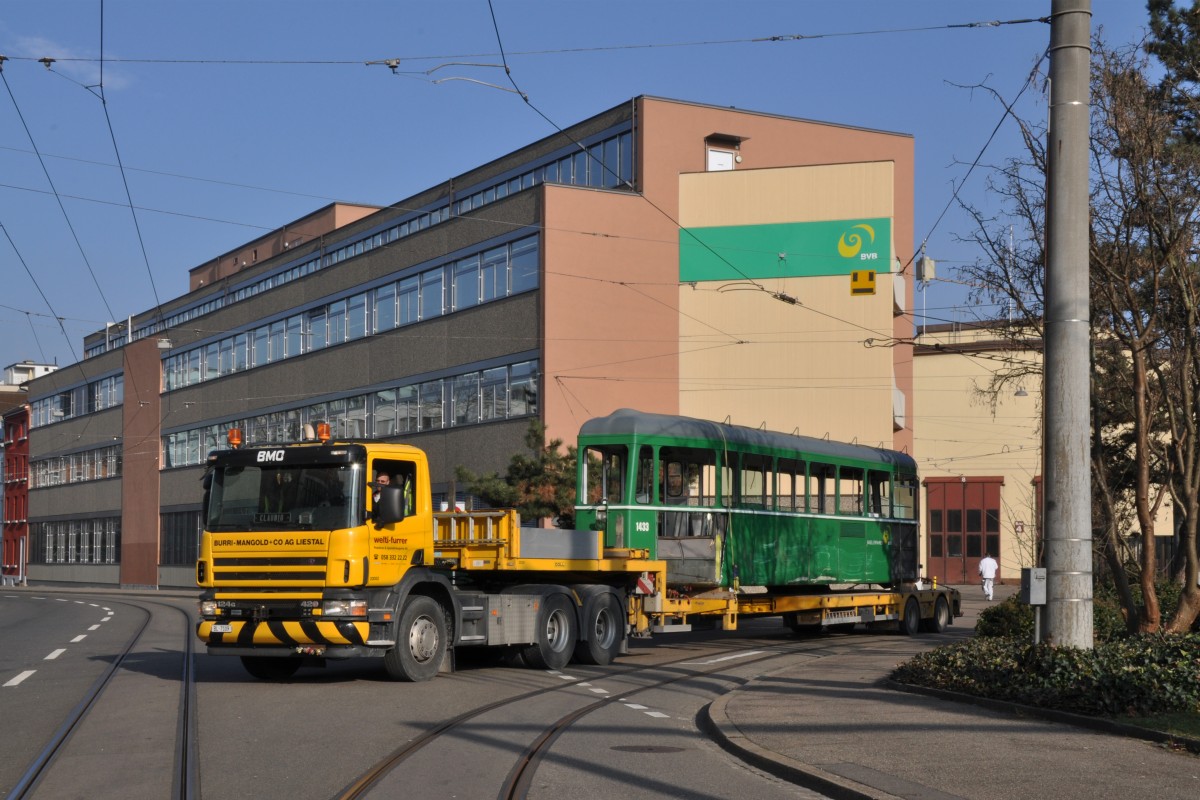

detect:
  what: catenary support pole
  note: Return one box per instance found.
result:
[1043,0,1093,649]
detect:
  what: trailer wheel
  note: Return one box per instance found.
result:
[923,596,950,634]
[899,596,922,636]
[574,594,623,666]
[240,656,301,681]
[522,594,578,670]
[383,595,447,682]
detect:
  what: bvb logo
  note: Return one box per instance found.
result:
[837,223,876,258]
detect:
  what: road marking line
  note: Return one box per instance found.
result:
[4,671,35,687]
[45,649,66,660]
[645,711,670,718]
[101,616,112,622]
[624,703,649,710]
[588,687,609,694]
[89,625,100,631]
[678,650,765,665]
[71,635,86,643]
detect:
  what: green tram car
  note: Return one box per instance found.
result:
[575,409,921,591]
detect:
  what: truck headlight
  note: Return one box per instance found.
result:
[199,600,219,616]
[322,599,367,617]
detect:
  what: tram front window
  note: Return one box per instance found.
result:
[584,446,626,504]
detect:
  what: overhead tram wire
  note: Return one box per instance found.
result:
[483,0,900,347]
[0,16,1051,67]
[0,69,118,328]
[0,13,1050,359]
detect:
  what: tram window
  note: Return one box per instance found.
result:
[664,461,685,501]
[584,446,626,504]
[721,460,734,508]
[895,476,918,520]
[738,453,769,508]
[868,470,889,516]
[658,447,714,507]
[700,463,718,507]
[636,446,654,504]
[777,458,803,511]
[839,466,864,515]
[810,462,836,514]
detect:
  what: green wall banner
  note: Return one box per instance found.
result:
[679,218,892,282]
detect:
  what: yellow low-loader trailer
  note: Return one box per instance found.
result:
[195,434,960,682]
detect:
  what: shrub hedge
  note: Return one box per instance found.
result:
[892,633,1200,717]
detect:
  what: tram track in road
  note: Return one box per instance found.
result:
[334,632,862,800]
[6,595,199,800]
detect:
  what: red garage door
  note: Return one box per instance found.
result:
[924,477,1003,584]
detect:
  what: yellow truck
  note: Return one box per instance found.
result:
[196,420,960,681]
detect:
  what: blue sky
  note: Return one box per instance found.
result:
[0,1,1153,372]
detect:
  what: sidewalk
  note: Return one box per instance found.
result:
[704,585,1200,800]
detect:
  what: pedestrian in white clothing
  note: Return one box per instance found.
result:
[978,553,998,601]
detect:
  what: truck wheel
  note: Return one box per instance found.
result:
[925,596,950,633]
[383,595,447,682]
[574,594,623,666]
[899,596,922,636]
[240,656,301,681]
[522,594,578,670]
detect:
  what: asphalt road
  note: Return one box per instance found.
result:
[3,590,848,800]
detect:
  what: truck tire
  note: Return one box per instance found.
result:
[240,656,301,681]
[922,595,950,634]
[899,596,922,636]
[522,594,578,670]
[574,594,623,666]
[383,595,447,682]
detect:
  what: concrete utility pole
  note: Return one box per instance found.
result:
[1043,0,1093,649]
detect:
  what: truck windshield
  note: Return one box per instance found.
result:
[206,463,363,531]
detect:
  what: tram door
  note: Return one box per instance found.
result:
[924,478,1003,584]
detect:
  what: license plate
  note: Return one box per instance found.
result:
[211,623,233,633]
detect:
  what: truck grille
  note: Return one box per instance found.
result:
[212,556,327,582]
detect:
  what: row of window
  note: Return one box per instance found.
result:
[161,358,539,469]
[162,510,201,566]
[451,131,633,217]
[162,235,538,392]
[3,418,28,443]
[3,492,27,524]
[85,125,633,360]
[29,518,120,565]
[31,445,123,488]
[30,375,124,428]
[3,452,27,484]
[589,444,918,520]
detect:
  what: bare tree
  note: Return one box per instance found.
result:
[957,37,1200,633]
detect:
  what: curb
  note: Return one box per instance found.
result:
[1,583,198,600]
[700,689,901,800]
[886,678,1200,754]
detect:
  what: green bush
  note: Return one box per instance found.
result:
[893,634,1200,717]
[975,596,1033,639]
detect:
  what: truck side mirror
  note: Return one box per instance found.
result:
[373,484,406,526]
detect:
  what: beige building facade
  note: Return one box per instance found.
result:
[913,323,1044,585]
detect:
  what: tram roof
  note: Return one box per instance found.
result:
[578,409,917,471]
